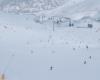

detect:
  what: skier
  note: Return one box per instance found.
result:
[50,66,53,71]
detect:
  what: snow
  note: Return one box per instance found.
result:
[37,0,100,20]
[0,0,100,80]
[0,0,66,13]
[0,11,100,80]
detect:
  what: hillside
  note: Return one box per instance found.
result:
[35,0,100,20]
[0,0,66,13]
[0,0,100,80]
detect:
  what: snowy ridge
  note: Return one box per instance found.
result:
[36,0,100,20]
[31,0,100,29]
[0,0,66,13]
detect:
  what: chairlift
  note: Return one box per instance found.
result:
[88,23,93,28]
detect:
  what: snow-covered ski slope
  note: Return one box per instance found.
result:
[0,0,100,80]
[0,11,100,80]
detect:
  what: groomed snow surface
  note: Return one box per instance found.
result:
[0,12,100,80]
